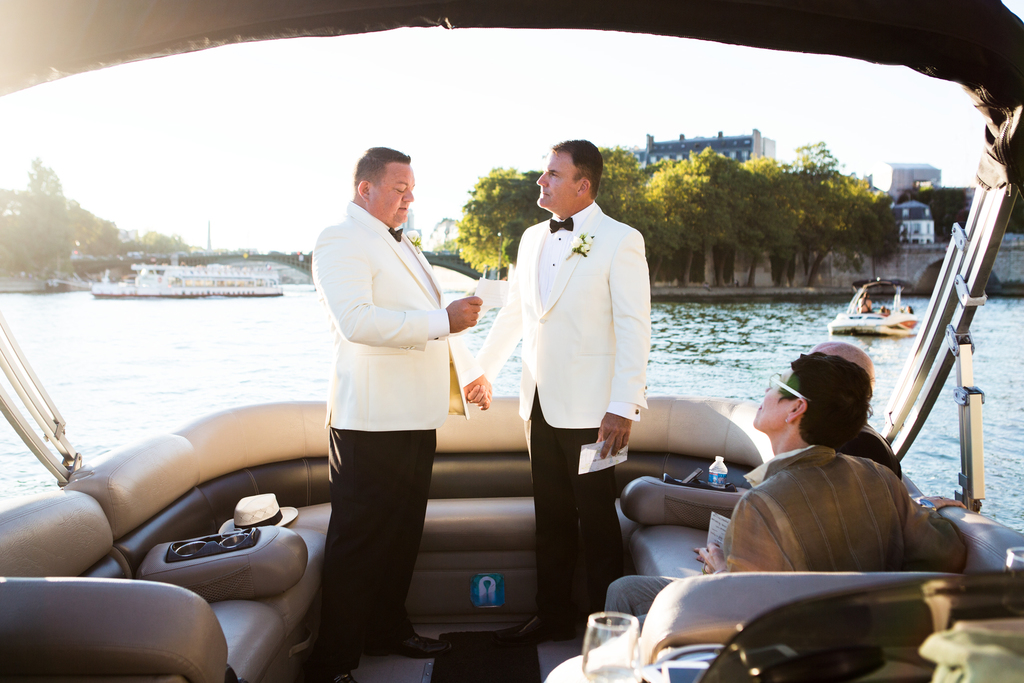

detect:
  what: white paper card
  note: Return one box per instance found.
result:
[706,511,730,549]
[578,442,628,475]
[475,278,509,309]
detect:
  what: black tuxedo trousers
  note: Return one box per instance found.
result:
[307,427,435,674]
[529,393,623,623]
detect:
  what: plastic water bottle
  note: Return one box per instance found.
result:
[708,456,728,489]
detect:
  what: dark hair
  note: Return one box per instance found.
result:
[786,353,873,449]
[551,140,603,198]
[353,147,411,193]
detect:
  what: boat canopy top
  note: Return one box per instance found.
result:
[1,0,1023,190]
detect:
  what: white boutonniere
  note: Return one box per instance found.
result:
[407,230,422,251]
[568,232,592,260]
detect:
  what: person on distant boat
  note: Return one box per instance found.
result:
[305,147,490,683]
[880,305,891,316]
[465,140,652,646]
[859,295,873,313]
[606,352,966,620]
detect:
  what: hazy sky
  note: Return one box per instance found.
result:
[1,3,1022,253]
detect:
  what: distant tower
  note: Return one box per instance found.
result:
[207,221,212,251]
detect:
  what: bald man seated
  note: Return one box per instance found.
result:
[810,341,901,479]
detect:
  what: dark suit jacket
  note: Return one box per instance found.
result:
[840,424,901,479]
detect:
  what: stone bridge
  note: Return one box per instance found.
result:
[818,237,1024,294]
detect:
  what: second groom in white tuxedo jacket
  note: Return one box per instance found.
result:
[470,140,651,645]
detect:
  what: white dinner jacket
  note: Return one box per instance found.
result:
[313,202,482,432]
[475,204,651,429]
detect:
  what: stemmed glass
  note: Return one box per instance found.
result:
[1006,548,1024,574]
[581,611,641,683]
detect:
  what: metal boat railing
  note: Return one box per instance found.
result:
[883,185,1019,511]
[0,308,80,484]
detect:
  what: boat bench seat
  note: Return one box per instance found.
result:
[621,477,1024,664]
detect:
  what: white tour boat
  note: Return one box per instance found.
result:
[827,279,919,337]
[91,264,284,299]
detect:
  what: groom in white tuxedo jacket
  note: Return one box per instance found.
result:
[305,148,488,683]
[468,140,651,645]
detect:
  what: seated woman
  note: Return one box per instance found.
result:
[606,353,966,619]
[859,296,873,313]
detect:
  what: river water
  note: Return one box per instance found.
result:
[2,288,1022,532]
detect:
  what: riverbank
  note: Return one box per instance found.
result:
[651,285,852,302]
[0,278,45,293]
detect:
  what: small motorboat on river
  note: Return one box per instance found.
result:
[91,264,283,299]
[827,279,918,337]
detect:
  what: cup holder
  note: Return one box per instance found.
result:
[166,527,261,563]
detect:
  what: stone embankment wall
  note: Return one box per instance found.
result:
[0,278,45,293]
[655,238,1024,295]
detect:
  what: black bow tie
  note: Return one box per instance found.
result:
[549,217,574,233]
[388,227,403,243]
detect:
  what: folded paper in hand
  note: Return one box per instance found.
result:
[579,442,628,475]
[706,511,730,549]
[475,278,509,310]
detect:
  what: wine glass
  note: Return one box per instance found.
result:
[1006,548,1024,574]
[581,611,641,683]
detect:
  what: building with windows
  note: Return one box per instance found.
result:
[893,199,935,244]
[870,163,941,200]
[425,218,458,251]
[631,129,776,167]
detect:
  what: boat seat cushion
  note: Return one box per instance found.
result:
[138,526,308,602]
[66,433,199,539]
[629,525,709,579]
[211,599,286,683]
[640,571,955,663]
[620,476,742,529]
[0,490,113,577]
[942,507,1024,573]
[259,527,326,633]
[0,577,227,683]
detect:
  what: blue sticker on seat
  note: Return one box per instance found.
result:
[470,573,505,608]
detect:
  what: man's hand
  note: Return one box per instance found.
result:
[447,296,483,334]
[597,412,632,459]
[920,496,967,510]
[464,375,492,410]
[694,544,728,574]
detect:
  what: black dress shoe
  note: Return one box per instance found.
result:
[493,615,576,646]
[364,634,452,658]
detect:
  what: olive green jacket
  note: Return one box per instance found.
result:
[723,445,967,573]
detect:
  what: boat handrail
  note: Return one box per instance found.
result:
[0,309,81,484]
[882,184,1018,510]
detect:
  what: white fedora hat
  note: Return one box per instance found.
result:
[219,493,298,534]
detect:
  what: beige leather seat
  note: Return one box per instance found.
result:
[0,577,227,683]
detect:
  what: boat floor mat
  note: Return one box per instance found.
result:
[433,631,542,683]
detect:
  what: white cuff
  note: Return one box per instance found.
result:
[427,309,451,340]
[607,402,641,421]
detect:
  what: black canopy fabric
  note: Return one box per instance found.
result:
[1,0,1022,188]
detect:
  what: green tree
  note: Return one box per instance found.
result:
[737,157,799,287]
[70,200,124,255]
[136,231,192,253]
[648,159,701,284]
[788,143,896,286]
[914,187,970,240]
[0,159,73,275]
[596,147,664,282]
[456,168,547,271]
